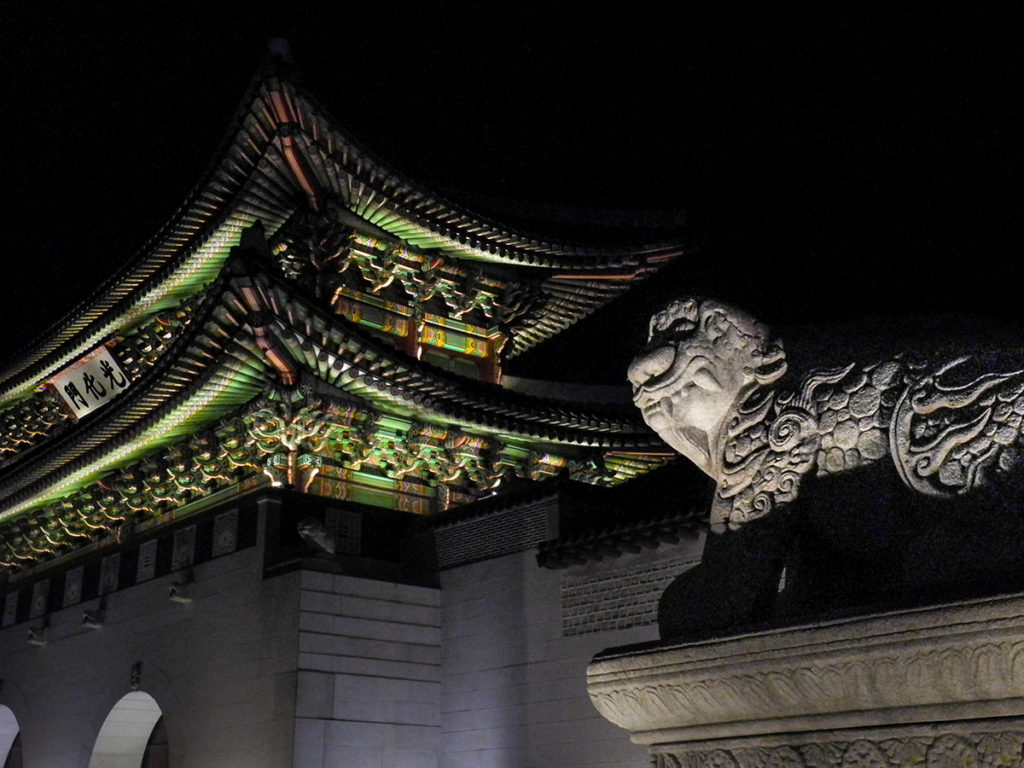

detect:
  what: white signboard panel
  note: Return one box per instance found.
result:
[49,344,130,419]
[99,553,120,595]
[63,566,84,607]
[172,525,196,571]
[137,539,158,582]
[212,510,238,557]
[30,579,49,619]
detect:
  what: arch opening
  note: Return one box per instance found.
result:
[88,692,164,768]
[0,706,20,768]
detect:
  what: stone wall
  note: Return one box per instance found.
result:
[439,550,659,768]
[293,571,442,768]
[561,545,702,636]
[433,496,557,569]
[0,541,300,768]
[0,491,700,767]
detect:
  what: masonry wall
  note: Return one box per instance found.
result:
[0,493,698,768]
[0,543,301,768]
[292,571,442,768]
[440,550,664,768]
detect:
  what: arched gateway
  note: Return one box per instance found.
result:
[0,707,20,768]
[88,693,164,768]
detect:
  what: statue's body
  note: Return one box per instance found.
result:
[629,298,1024,636]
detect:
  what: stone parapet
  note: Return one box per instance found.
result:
[588,593,1024,751]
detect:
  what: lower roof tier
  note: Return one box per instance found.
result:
[0,235,673,574]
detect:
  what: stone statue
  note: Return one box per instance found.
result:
[629,297,1024,636]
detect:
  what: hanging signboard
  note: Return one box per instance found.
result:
[49,344,131,420]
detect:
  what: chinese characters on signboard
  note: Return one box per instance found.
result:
[30,579,49,619]
[212,510,238,558]
[172,525,196,571]
[137,539,158,583]
[49,344,130,420]
[63,567,84,607]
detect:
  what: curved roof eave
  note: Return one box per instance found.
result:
[0,54,687,403]
[0,262,668,521]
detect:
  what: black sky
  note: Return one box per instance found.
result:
[3,6,1023,375]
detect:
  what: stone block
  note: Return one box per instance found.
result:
[321,744,383,768]
[298,611,335,634]
[300,632,441,665]
[394,723,442,751]
[335,575,396,601]
[295,671,334,719]
[439,596,486,634]
[334,674,439,706]
[331,655,441,682]
[333,694,440,727]
[300,570,335,592]
[342,595,440,627]
[394,582,441,607]
[325,719,396,747]
[441,724,527,753]
[273,671,297,720]
[331,615,442,645]
[438,748,532,768]
[299,590,343,615]
[383,747,439,768]
[442,702,527,732]
[297,652,335,672]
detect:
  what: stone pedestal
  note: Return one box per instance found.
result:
[588,594,1024,767]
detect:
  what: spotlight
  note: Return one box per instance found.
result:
[168,567,194,604]
[169,582,192,603]
[169,570,193,603]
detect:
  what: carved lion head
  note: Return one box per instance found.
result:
[627,298,786,479]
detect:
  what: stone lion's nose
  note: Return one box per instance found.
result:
[627,345,675,388]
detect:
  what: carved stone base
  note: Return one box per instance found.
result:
[588,593,1024,764]
[651,723,1023,768]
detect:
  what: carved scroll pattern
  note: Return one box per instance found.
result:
[715,354,1024,527]
[892,357,1024,497]
[717,360,909,529]
[653,731,1023,768]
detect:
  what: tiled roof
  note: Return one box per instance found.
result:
[0,51,686,402]
[0,250,669,526]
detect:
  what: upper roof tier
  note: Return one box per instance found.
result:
[0,45,687,404]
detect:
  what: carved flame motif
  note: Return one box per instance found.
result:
[631,298,1024,531]
[892,357,1024,497]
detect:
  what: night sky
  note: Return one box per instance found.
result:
[3,6,1022,378]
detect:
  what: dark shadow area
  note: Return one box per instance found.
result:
[658,461,1024,640]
